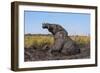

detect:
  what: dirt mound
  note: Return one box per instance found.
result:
[24,45,90,61]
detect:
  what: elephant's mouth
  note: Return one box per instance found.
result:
[42,24,47,29]
[42,23,49,29]
[42,23,54,34]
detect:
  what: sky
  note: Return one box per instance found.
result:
[24,11,90,36]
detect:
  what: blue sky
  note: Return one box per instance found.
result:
[24,11,90,36]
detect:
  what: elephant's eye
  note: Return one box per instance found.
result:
[49,27,53,30]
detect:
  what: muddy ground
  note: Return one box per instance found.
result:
[24,44,90,61]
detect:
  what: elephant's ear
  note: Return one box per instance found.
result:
[56,25,68,36]
[56,25,63,32]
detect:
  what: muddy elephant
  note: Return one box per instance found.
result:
[42,23,80,55]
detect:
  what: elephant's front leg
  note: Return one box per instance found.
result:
[49,38,64,55]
